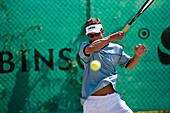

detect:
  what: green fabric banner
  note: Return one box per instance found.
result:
[0,0,169,112]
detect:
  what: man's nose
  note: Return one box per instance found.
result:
[94,36,98,39]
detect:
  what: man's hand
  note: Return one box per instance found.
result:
[135,44,148,56]
[112,31,125,41]
[127,44,148,69]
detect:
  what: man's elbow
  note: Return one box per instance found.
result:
[85,47,95,55]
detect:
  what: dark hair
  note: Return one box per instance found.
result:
[85,18,101,27]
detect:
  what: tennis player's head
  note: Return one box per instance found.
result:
[85,18,104,42]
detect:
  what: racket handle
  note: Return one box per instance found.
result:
[122,24,131,33]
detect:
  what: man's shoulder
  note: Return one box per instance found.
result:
[79,41,91,48]
[79,42,91,51]
[81,41,90,45]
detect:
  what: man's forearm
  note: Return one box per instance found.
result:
[127,54,140,69]
[86,37,112,53]
[85,32,124,54]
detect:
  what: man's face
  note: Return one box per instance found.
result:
[88,30,104,42]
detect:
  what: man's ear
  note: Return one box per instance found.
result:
[102,29,104,35]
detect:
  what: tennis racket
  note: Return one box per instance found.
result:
[123,0,154,33]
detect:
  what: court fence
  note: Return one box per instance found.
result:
[0,0,170,112]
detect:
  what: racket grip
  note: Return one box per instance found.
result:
[122,24,131,33]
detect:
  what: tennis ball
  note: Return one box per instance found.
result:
[90,60,101,71]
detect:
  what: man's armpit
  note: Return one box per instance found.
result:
[125,59,131,68]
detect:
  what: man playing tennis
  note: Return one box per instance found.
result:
[79,18,148,113]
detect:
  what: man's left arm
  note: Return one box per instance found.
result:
[127,44,148,69]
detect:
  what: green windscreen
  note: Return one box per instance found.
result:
[0,0,169,113]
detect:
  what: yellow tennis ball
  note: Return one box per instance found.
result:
[90,60,101,71]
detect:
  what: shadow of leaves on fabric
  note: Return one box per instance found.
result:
[7,61,31,113]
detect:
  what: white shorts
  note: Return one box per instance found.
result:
[83,93,133,113]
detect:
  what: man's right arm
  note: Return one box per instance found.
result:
[85,31,125,55]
